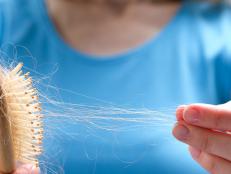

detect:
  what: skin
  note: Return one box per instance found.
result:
[173,102,231,174]
[0,164,39,174]
[46,0,180,55]
[13,164,39,174]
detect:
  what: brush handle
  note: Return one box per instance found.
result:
[0,87,15,173]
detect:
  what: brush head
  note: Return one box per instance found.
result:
[0,63,43,172]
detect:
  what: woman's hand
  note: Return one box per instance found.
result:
[13,164,39,174]
[173,102,231,174]
[0,164,39,174]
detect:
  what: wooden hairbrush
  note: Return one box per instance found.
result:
[0,63,43,173]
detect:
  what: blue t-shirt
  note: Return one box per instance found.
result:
[1,0,231,173]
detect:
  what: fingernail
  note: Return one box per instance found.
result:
[173,124,190,140]
[184,108,200,124]
[176,105,186,121]
[189,147,201,159]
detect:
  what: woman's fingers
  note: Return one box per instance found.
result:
[189,146,231,174]
[176,103,231,131]
[173,122,231,161]
[14,164,39,174]
[174,102,231,173]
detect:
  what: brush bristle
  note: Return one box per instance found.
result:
[0,63,43,168]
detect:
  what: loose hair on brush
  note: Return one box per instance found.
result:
[0,63,43,173]
[0,60,178,173]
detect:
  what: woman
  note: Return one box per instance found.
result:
[0,0,231,173]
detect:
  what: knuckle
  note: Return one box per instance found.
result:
[201,134,212,152]
[208,160,218,174]
[200,153,218,174]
